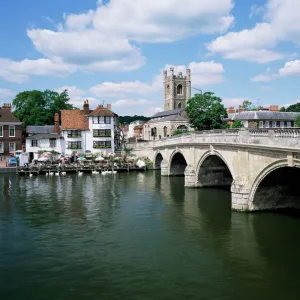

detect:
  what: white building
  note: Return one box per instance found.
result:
[127,120,144,138]
[25,101,118,160]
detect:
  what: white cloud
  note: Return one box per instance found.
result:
[0,58,75,83]
[0,88,16,100]
[207,0,300,63]
[249,5,265,19]
[113,99,151,107]
[251,59,300,82]
[222,98,257,108]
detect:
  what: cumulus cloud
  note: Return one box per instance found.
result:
[207,0,300,63]
[251,59,300,82]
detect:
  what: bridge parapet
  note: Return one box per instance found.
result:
[129,128,300,152]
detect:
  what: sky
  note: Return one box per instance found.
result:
[0,0,299,116]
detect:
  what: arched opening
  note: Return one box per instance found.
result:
[177,84,183,94]
[169,152,187,176]
[252,167,300,211]
[178,103,182,109]
[198,155,233,188]
[163,126,167,137]
[177,125,188,131]
[166,84,170,94]
[151,127,157,140]
[154,153,163,169]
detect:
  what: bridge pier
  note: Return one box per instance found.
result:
[231,176,251,211]
[161,159,169,176]
[184,166,197,187]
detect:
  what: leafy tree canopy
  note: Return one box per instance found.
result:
[242,100,256,111]
[232,120,243,128]
[295,116,300,127]
[117,115,150,125]
[186,92,228,130]
[13,89,75,134]
[280,102,300,112]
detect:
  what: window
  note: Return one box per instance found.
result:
[92,116,111,124]
[9,142,15,153]
[93,141,111,148]
[280,121,284,128]
[67,130,81,138]
[178,103,182,109]
[31,140,38,147]
[265,121,269,128]
[163,126,167,137]
[0,125,3,137]
[287,121,291,127]
[259,121,264,128]
[272,121,276,128]
[9,125,15,137]
[67,141,81,149]
[177,84,183,94]
[49,139,56,147]
[0,142,3,153]
[93,129,111,137]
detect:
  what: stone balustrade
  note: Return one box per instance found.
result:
[129,128,300,151]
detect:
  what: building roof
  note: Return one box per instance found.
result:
[61,109,89,130]
[26,133,59,140]
[148,114,189,123]
[0,109,21,123]
[227,111,300,121]
[134,125,143,130]
[151,108,185,118]
[89,105,117,117]
[27,125,55,134]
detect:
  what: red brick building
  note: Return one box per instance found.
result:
[0,103,22,156]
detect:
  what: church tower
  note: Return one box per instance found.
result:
[163,67,191,111]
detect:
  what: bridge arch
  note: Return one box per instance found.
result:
[196,150,234,188]
[249,159,300,211]
[169,150,188,176]
[154,152,164,169]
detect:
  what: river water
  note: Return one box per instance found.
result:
[0,171,300,300]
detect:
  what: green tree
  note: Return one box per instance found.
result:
[13,89,74,134]
[117,115,150,125]
[280,102,300,112]
[242,100,256,111]
[295,116,300,127]
[186,92,227,130]
[232,120,243,128]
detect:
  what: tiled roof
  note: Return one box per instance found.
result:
[228,111,300,121]
[27,125,55,134]
[89,105,117,117]
[0,109,21,123]
[26,133,59,140]
[61,110,89,130]
[151,108,185,118]
[149,114,189,123]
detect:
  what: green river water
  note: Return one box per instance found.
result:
[0,171,300,300]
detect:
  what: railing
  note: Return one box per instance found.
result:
[67,134,82,138]
[128,128,300,150]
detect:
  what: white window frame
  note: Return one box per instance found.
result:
[280,121,284,128]
[265,121,269,128]
[9,142,15,153]
[31,140,38,147]
[272,121,276,128]
[287,121,291,127]
[9,125,15,137]
[0,142,4,153]
[0,125,3,137]
[259,121,264,128]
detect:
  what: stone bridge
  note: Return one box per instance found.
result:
[129,128,300,212]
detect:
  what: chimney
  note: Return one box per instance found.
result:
[83,99,89,115]
[106,104,112,110]
[227,106,235,114]
[238,105,245,113]
[2,103,12,112]
[269,105,279,112]
[54,113,61,135]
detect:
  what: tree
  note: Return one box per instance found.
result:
[117,115,150,125]
[295,116,300,127]
[280,102,300,112]
[242,100,256,111]
[186,92,227,130]
[232,120,243,128]
[13,89,75,134]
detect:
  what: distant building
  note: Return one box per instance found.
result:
[0,103,22,156]
[128,120,144,138]
[224,105,300,128]
[134,124,144,139]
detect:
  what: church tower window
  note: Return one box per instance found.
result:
[178,103,182,109]
[177,84,183,95]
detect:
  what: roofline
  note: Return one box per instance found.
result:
[0,122,22,125]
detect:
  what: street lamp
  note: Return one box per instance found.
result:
[192,87,203,94]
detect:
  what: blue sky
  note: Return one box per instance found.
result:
[0,0,299,116]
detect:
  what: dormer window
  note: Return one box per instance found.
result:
[177,84,183,95]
